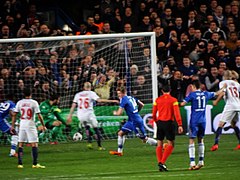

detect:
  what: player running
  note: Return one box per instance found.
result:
[211,70,240,151]
[109,86,157,156]
[67,82,118,150]
[12,87,46,169]
[181,80,225,170]
[0,94,18,157]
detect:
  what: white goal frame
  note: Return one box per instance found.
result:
[0,32,158,103]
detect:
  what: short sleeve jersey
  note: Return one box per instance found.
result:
[0,100,16,120]
[184,90,215,123]
[14,99,40,128]
[73,90,99,115]
[120,95,142,122]
[220,80,240,110]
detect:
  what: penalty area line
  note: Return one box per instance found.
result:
[24,170,226,180]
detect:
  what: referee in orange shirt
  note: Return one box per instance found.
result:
[152,85,183,171]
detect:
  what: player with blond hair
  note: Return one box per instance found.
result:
[67,82,118,150]
[211,70,240,151]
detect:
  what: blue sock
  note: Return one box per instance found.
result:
[32,147,38,165]
[18,147,23,165]
[11,145,16,150]
[214,127,222,145]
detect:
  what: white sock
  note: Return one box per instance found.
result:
[10,135,18,155]
[198,143,205,165]
[189,144,195,166]
[117,135,125,153]
[146,137,157,146]
[10,149,16,155]
[11,135,18,146]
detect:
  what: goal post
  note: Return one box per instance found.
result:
[0,32,157,141]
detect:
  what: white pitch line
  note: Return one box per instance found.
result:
[23,170,231,180]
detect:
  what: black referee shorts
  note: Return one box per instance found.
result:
[156,120,176,141]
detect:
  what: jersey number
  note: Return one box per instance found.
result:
[79,98,89,109]
[129,97,138,113]
[196,96,206,109]
[228,87,239,97]
[20,108,33,120]
[0,102,10,111]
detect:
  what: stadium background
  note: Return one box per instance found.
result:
[0,0,240,143]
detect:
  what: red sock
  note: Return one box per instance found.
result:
[156,146,163,163]
[161,144,174,164]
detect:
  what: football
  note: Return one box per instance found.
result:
[73,132,83,141]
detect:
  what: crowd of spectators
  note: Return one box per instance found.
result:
[1,0,240,106]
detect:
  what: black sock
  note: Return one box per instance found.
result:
[94,128,101,147]
[214,127,222,145]
[223,125,232,131]
[233,126,240,144]
[85,126,92,143]
[18,147,23,165]
[32,147,38,165]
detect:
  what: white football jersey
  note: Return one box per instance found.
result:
[73,90,99,115]
[15,99,40,128]
[220,80,240,110]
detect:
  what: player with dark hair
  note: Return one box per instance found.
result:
[153,85,183,172]
[181,80,225,170]
[39,93,66,144]
[109,86,157,156]
[12,87,46,168]
[0,93,18,157]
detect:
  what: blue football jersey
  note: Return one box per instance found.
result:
[120,95,142,122]
[184,90,215,123]
[0,100,16,120]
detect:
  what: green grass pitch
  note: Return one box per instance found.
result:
[0,134,239,180]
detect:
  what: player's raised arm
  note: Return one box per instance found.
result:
[212,91,224,106]
[97,98,119,103]
[212,83,227,106]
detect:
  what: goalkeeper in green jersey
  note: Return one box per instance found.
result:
[38,94,66,144]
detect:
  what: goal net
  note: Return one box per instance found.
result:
[0,32,157,142]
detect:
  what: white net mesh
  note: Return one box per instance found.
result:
[0,33,156,141]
